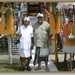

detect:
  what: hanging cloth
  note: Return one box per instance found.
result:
[63,23,69,38]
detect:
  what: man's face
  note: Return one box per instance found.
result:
[24,21,30,27]
[38,17,44,24]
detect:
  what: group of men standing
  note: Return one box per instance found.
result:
[16,13,53,72]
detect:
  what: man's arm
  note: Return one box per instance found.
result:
[48,34,53,46]
[16,26,22,37]
[31,37,34,45]
[30,37,34,50]
[47,23,53,45]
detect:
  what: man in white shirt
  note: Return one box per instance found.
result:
[16,17,34,71]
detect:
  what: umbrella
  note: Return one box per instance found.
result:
[57,2,75,70]
[57,2,75,39]
[56,2,75,9]
[56,2,75,23]
[56,2,75,21]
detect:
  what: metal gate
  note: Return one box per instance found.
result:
[0,35,19,55]
[0,36,8,54]
[11,38,19,55]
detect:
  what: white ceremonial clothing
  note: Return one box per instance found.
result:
[16,25,33,57]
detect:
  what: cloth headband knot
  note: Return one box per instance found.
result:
[24,17,30,21]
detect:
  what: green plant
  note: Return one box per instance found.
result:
[55,61,68,71]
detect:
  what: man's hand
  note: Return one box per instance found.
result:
[48,40,51,46]
[16,34,22,37]
[30,44,34,50]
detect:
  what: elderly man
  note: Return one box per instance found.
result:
[33,13,53,71]
[16,17,34,71]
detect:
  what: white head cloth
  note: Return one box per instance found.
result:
[37,13,44,17]
[24,17,30,21]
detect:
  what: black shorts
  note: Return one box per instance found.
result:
[38,56,48,63]
[35,47,48,63]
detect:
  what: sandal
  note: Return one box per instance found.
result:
[20,67,25,71]
[26,67,31,71]
[45,68,50,72]
[35,67,41,71]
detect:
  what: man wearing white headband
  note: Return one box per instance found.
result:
[33,13,53,71]
[16,17,34,71]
